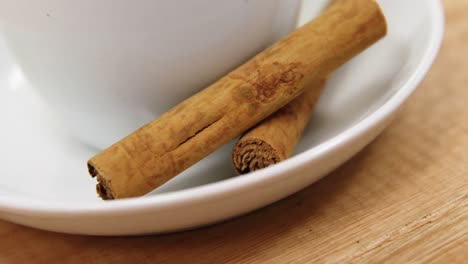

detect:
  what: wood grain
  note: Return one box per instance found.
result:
[1,0,467,263]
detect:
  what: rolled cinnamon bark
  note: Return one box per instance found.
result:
[88,0,387,199]
[232,78,327,174]
[231,0,340,174]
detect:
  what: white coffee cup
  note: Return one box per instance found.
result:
[0,0,301,149]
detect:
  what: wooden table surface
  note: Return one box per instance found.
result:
[1,0,467,263]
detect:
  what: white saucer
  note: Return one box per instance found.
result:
[0,0,444,235]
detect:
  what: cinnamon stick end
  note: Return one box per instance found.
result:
[88,161,115,200]
[87,161,98,177]
[232,139,282,175]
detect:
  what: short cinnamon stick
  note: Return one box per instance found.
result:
[88,0,387,199]
[232,78,327,174]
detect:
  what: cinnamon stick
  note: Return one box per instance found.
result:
[88,0,387,199]
[231,0,339,174]
[232,78,327,174]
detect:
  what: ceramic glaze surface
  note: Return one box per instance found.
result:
[0,0,300,148]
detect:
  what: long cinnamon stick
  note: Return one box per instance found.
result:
[88,0,387,199]
[232,78,327,174]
